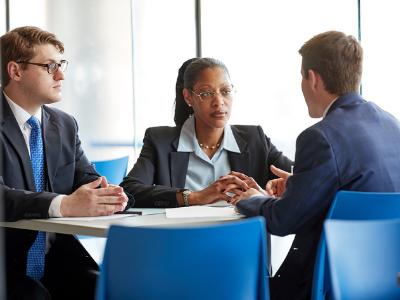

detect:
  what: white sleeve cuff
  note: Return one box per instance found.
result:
[48,195,65,217]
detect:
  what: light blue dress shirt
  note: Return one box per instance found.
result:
[177,115,241,191]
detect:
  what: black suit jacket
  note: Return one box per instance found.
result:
[121,124,293,207]
[0,95,116,271]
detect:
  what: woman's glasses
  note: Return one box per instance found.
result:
[189,85,237,101]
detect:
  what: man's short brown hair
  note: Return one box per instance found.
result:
[1,26,64,87]
[299,31,363,95]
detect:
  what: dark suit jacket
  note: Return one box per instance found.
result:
[237,92,400,300]
[0,95,131,271]
[121,124,293,207]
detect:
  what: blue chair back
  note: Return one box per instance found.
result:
[312,191,400,300]
[96,216,269,300]
[92,156,129,185]
[325,219,400,300]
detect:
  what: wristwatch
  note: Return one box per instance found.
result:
[182,190,192,206]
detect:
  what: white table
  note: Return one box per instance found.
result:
[1,208,293,274]
[0,208,243,237]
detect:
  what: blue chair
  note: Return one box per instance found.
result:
[92,156,129,185]
[96,217,269,300]
[312,191,400,300]
[77,156,129,265]
[324,219,400,300]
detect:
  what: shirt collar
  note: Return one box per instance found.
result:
[3,91,42,125]
[177,115,240,153]
[322,97,339,119]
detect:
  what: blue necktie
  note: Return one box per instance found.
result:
[26,116,46,281]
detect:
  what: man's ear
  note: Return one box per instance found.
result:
[7,61,23,82]
[308,69,322,92]
[183,89,193,107]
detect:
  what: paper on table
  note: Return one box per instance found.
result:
[48,214,136,222]
[165,206,239,218]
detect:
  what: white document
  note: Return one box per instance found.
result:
[165,206,239,218]
[48,214,135,222]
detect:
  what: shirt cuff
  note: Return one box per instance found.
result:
[48,195,65,217]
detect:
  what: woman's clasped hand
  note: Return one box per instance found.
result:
[187,174,250,205]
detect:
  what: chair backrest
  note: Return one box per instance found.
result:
[96,217,269,300]
[325,219,400,300]
[92,156,129,185]
[312,191,400,300]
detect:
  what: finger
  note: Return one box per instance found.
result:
[105,185,127,196]
[266,179,279,193]
[98,204,125,213]
[213,193,234,203]
[98,195,128,204]
[95,186,126,196]
[86,177,103,189]
[243,176,257,184]
[265,178,279,189]
[224,183,249,194]
[227,188,245,196]
[227,171,248,181]
[270,165,291,180]
[229,195,240,205]
[100,176,108,188]
[267,187,277,196]
[226,177,249,190]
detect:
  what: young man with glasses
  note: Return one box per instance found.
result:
[1,26,134,300]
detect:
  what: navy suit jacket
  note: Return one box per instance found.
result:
[237,92,400,300]
[121,124,293,208]
[0,95,133,271]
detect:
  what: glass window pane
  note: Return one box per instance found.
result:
[361,1,400,120]
[8,0,135,163]
[0,1,6,36]
[202,0,358,160]
[9,0,47,29]
[132,0,196,157]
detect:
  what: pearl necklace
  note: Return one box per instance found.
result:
[198,141,221,149]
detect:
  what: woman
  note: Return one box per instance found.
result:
[120,58,292,207]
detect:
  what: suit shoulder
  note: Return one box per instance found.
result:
[231,124,263,136]
[145,125,182,136]
[144,125,182,143]
[42,105,76,123]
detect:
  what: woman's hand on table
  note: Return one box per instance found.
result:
[221,171,268,205]
[186,175,251,206]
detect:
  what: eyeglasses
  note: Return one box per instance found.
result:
[16,60,68,74]
[189,85,237,101]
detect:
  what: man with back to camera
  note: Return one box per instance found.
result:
[234,31,400,299]
[1,26,134,299]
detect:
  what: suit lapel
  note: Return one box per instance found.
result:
[169,132,190,188]
[228,126,251,175]
[1,98,37,191]
[42,107,61,192]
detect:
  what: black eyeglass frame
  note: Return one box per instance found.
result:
[16,60,68,74]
